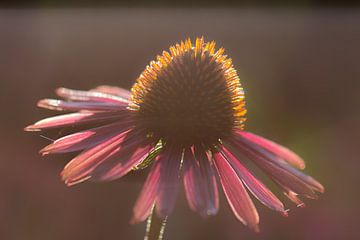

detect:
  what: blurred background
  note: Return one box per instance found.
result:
[0,3,359,240]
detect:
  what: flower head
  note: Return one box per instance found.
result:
[25,37,324,232]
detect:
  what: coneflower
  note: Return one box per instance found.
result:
[25,37,324,233]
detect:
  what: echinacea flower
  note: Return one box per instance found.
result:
[25,37,324,232]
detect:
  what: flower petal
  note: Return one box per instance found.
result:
[183,148,204,214]
[40,121,133,155]
[90,85,131,99]
[90,142,152,182]
[24,111,126,131]
[61,129,136,185]
[221,145,285,214]
[228,139,323,199]
[37,99,127,112]
[155,146,182,219]
[213,151,259,232]
[276,181,306,207]
[56,87,129,104]
[132,160,161,223]
[235,130,305,169]
[183,147,218,217]
[194,147,219,216]
[235,136,324,193]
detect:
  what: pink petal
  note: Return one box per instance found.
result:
[155,146,182,219]
[183,147,218,217]
[183,148,206,215]
[56,87,129,104]
[221,145,285,214]
[90,85,131,99]
[228,139,323,198]
[276,181,306,207]
[213,151,259,232]
[90,142,152,182]
[24,111,126,131]
[235,130,305,169]
[40,121,133,155]
[284,191,306,208]
[132,159,161,223]
[61,129,134,185]
[37,99,127,112]
[195,148,219,216]
[235,136,324,193]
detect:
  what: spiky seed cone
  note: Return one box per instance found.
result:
[130,37,246,148]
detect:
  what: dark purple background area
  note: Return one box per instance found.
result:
[0,9,359,240]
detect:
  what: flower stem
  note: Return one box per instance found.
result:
[144,207,167,240]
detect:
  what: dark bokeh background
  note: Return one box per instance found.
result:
[1,0,359,7]
[0,8,359,240]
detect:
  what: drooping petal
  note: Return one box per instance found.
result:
[132,159,162,223]
[56,87,129,104]
[221,145,286,214]
[234,136,324,193]
[284,191,306,208]
[183,148,204,214]
[132,146,182,223]
[276,181,306,207]
[24,111,127,131]
[37,99,127,112]
[183,146,218,217]
[155,146,182,219]
[227,139,323,199]
[90,142,152,182]
[234,130,305,169]
[90,85,131,99]
[213,151,259,232]
[194,147,219,216]
[40,120,134,155]
[61,129,138,185]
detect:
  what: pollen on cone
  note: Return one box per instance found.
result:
[130,37,246,148]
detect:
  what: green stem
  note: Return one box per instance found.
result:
[144,207,167,240]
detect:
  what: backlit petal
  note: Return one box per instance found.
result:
[235,130,305,169]
[90,142,152,182]
[40,121,133,155]
[228,139,323,199]
[213,151,259,231]
[132,160,161,223]
[155,146,182,218]
[61,129,138,185]
[24,111,126,131]
[56,87,129,104]
[90,85,131,99]
[236,136,324,193]
[37,99,126,112]
[221,145,285,214]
